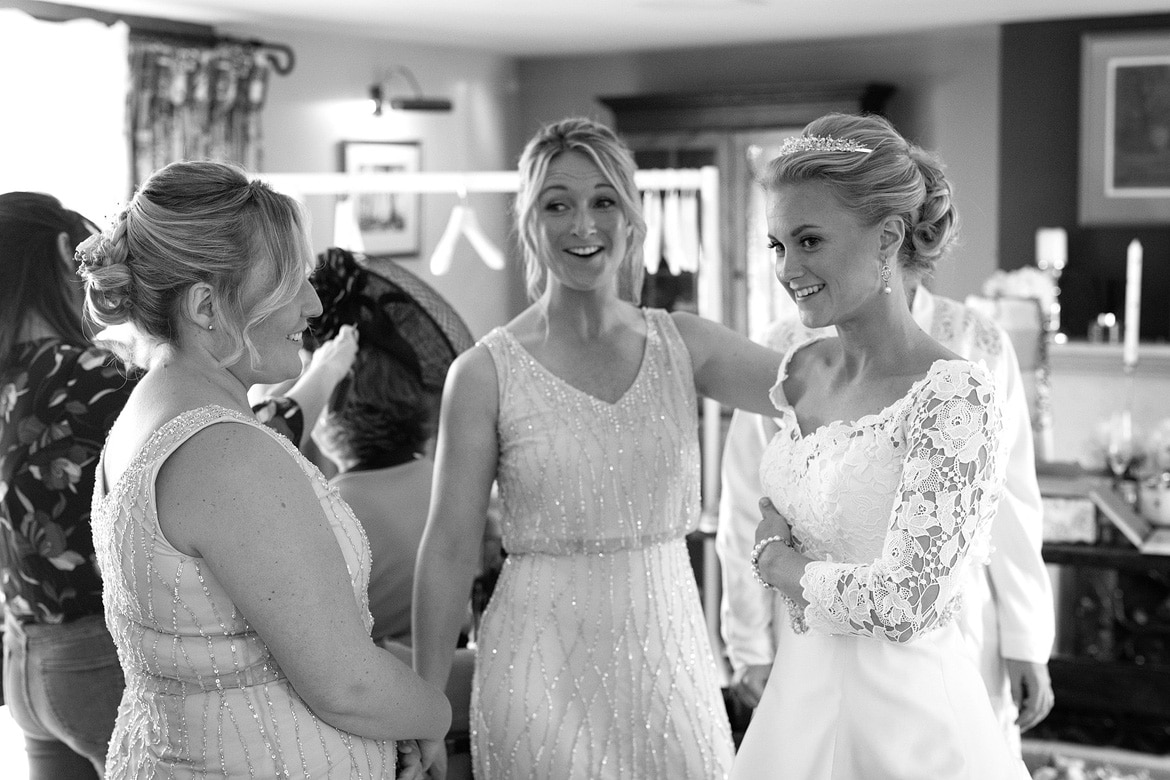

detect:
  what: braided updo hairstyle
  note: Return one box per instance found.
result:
[761,113,960,281]
[77,160,312,369]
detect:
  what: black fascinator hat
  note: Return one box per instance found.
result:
[309,247,474,392]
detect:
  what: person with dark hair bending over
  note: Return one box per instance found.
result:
[413,117,785,780]
[0,192,130,779]
[730,113,1029,778]
[80,160,450,779]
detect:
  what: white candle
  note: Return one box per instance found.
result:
[1035,227,1067,272]
[1124,238,1143,369]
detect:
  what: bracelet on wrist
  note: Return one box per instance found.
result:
[750,534,791,591]
[750,534,809,635]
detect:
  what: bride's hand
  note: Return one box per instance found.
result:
[754,497,793,548]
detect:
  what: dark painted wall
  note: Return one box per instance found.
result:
[1001,14,1170,342]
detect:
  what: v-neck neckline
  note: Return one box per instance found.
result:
[500,309,653,408]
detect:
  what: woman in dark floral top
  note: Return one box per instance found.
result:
[1,191,130,779]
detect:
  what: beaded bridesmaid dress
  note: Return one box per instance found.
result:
[731,338,1029,780]
[91,406,394,779]
[474,308,734,780]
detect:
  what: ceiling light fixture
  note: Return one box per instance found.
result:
[370,66,452,115]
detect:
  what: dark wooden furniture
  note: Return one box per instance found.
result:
[1036,474,1170,753]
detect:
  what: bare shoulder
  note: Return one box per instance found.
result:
[441,343,500,430]
[668,309,730,357]
[668,309,708,338]
[925,339,963,368]
[910,332,963,378]
[155,419,314,555]
[447,343,498,395]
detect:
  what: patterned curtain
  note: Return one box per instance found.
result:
[127,38,271,186]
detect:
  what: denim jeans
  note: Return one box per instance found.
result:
[3,612,124,779]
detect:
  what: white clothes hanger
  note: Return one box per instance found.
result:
[459,203,505,271]
[429,188,505,275]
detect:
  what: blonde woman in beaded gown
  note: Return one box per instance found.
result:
[730,114,1029,778]
[81,161,451,779]
[413,118,783,780]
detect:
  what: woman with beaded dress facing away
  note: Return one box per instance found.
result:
[412,117,784,780]
[731,113,1029,778]
[80,161,450,779]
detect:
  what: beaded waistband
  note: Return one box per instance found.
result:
[506,529,682,557]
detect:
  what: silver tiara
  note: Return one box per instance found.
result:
[775,135,873,156]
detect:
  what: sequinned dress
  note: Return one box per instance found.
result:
[91,406,394,779]
[730,339,1029,779]
[475,308,734,780]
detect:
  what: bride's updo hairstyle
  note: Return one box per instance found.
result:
[761,112,960,281]
[515,117,647,304]
[78,160,311,368]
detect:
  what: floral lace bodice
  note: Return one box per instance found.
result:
[759,340,1004,643]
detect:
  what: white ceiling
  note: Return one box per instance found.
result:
[61,0,1170,56]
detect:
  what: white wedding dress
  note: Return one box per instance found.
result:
[731,338,1030,780]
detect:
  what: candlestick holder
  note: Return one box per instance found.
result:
[1035,227,1066,336]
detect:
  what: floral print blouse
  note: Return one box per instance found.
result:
[1,338,306,625]
[1,338,137,624]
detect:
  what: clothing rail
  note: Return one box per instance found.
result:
[261,168,711,195]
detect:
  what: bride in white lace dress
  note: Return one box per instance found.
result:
[732,114,1030,779]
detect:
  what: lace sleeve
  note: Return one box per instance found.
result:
[800,363,1003,642]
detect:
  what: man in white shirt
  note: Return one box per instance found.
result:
[716,281,1056,753]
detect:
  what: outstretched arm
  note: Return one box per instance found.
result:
[671,311,783,417]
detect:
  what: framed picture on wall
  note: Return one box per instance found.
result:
[340,140,421,257]
[1079,30,1170,226]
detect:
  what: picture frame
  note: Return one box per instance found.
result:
[340,140,421,257]
[1079,30,1170,226]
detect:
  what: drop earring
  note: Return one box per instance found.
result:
[880,264,892,295]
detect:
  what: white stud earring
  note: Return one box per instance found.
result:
[880,264,892,295]
[207,323,214,331]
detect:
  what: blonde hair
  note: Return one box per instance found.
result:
[515,117,646,303]
[79,160,312,368]
[761,113,959,281]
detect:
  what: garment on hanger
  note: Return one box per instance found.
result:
[429,197,505,275]
[661,190,683,275]
[678,190,700,273]
[642,189,663,274]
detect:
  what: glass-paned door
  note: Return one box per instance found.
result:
[734,129,804,341]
